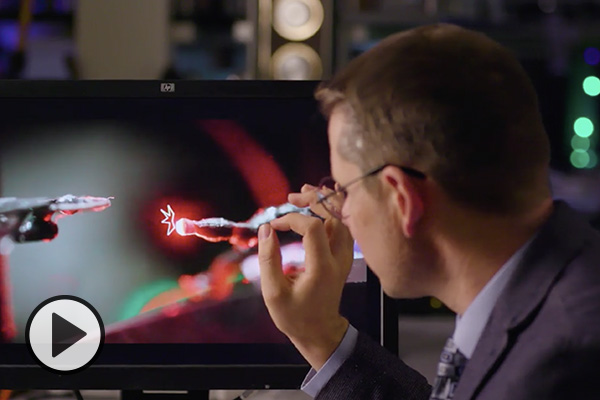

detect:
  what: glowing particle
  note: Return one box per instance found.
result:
[584,47,600,66]
[583,76,600,97]
[160,203,317,249]
[571,135,590,151]
[570,149,591,168]
[574,117,594,138]
[430,297,442,309]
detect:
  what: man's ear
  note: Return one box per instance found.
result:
[381,166,424,238]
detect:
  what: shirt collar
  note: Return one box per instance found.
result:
[452,236,535,358]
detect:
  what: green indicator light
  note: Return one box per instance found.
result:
[570,149,591,168]
[574,117,594,138]
[583,76,600,97]
[430,297,442,309]
[571,135,591,150]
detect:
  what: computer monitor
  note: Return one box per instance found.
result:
[0,80,397,391]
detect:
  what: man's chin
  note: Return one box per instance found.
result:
[381,284,405,299]
[382,282,428,300]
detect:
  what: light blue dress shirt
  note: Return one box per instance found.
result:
[301,324,359,397]
[452,237,533,358]
[301,237,534,397]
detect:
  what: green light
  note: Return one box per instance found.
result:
[118,279,180,320]
[571,135,591,150]
[430,297,442,309]
[583,76,600,96]
[589,150,598,168]
[228,273,245,284]
[574,117,594,138]
[570,149,591,168]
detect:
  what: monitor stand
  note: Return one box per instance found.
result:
[121,391,209,400]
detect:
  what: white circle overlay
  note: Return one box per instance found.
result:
[28,298,103,372]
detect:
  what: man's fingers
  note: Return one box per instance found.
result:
[288,186,332,219]
[286,184,318,206]
[300,184,317,193]
[325,218,354,276]
[270,213,332,274]
[257,224,287,300]
[287,192,309,207]
[288,189,319,208]
[270,214,352,265]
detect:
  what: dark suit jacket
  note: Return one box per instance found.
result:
[317,201,600,399]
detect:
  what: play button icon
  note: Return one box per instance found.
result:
[26,295,104,374]
[52,312,87,357]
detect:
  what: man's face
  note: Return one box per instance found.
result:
[327,107,432,298]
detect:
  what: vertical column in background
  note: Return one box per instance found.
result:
[75,0,170,79]
[567,45,599,169]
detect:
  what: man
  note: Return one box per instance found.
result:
[257,24,600,399]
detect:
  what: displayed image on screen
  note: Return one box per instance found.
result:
[0,94,373,357]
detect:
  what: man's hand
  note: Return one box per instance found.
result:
[258,185,354,370]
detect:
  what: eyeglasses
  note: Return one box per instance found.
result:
[316,164,426,220]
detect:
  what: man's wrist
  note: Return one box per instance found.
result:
[291,317,349,371]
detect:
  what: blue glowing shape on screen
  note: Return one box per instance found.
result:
[584,47,600,66]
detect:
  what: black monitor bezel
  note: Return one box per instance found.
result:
[0,80,398,390]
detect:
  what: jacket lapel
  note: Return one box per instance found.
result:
[454,202,589,400]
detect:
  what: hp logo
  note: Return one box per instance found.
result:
[160,83,175,93]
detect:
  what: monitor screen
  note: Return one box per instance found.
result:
[0,81,391,389]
